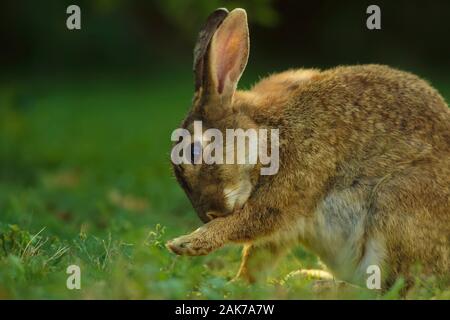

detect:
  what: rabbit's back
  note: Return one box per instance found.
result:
[285,65,449,151]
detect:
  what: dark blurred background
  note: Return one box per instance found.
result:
[1,0,450,75]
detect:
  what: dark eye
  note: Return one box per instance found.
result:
[189,141,202,164]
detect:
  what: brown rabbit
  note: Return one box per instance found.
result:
[166,8,450,289]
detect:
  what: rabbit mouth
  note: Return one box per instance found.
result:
[206,210,234,221]
[206,212,220,221]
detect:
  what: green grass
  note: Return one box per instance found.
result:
[0,71,448,299]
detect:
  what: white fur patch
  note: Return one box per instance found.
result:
[223,181,252,211]
[277,189,386,286]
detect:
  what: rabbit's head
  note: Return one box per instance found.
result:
[172,8,261,223]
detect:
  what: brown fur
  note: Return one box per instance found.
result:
[167,8,450,289]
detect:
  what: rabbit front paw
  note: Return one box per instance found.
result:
[166,228,220,256]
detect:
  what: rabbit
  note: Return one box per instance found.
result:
[166,8,450,289]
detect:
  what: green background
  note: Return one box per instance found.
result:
[0,0,449,299]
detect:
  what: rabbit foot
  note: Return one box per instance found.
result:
[230,269,256,284]
[285,269,334,281]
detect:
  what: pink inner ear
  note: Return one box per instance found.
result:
[215,30,244,94]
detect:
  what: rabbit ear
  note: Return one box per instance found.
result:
[193,8,229,93]
[208,8,249,100]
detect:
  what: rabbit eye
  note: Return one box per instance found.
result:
[189,141,202,164]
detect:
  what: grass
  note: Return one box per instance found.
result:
[0,69,449,299]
